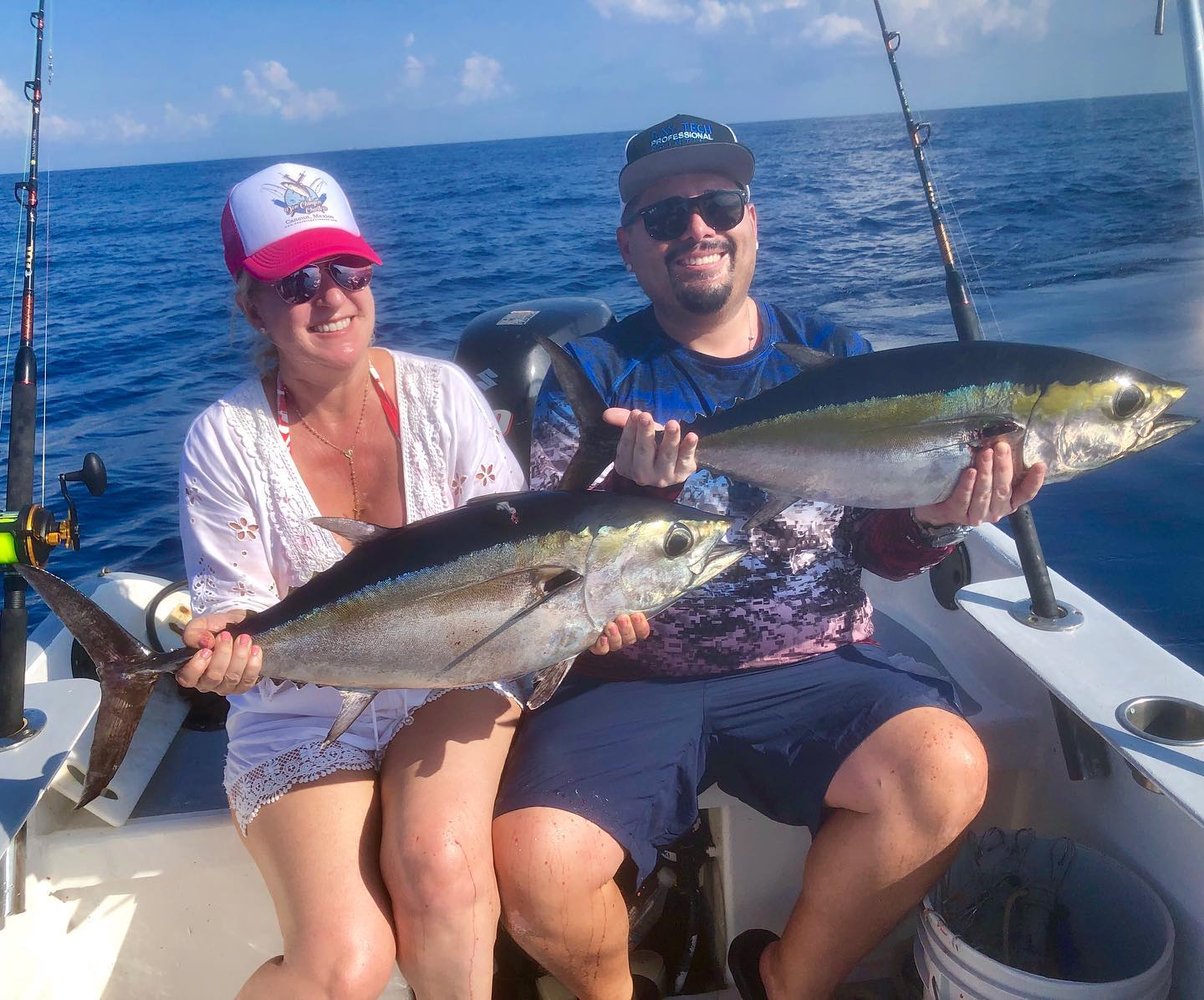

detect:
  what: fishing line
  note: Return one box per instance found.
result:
[39,168,51,506]
[921,135,1006,342]
[2,115,35,449]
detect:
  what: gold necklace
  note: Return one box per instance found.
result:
[295,377,371,520]
[747,300,759,352]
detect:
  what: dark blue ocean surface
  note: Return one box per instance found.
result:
[3,92,1203,669]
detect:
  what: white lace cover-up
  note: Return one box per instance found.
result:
[179,350,525,831]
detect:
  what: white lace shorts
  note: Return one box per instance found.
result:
[223,680,436,833]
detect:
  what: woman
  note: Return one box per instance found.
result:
[176,162,648,999]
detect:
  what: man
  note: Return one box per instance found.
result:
[493,113,1045,1000]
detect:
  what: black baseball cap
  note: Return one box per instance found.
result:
[619,113,756,205]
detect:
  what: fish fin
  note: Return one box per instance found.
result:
[535,335,620,491]
[489,676,533,705]
[312,517,392,546]
[774,342,841,369]
[488,656,575,711]
[906,416,1025,456]
[968,418,1024,447]
[15,565,190,808]
[742,491,798,533]
[321,689,379,747]
[436,567,583,679]
[525,657,576,710]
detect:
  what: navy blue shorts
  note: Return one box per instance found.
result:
[495,643,960,883]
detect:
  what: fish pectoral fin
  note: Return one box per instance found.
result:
[321,689,379,746]
[966,418,1024,447]
[774,342,840,369]
[435,565,583,679]
[869,415,1024,454]
[311,517,393,546]
[742,491,797,533]
[525,657,576,710]
[489,656,576,711]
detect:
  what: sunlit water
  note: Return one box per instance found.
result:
[3,92,1202,669]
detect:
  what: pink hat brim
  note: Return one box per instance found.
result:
[241,228,382,281]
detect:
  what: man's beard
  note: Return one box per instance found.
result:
[668,239,736,315]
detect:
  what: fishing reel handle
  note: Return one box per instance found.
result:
[0,452,106,567]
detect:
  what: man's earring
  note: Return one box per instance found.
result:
[625,262,633,272]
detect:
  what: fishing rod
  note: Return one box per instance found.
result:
[872,0,1068,627]
[870,0,983,345]
[1,1,106,743]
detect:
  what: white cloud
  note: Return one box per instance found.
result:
[696,1,754,30]
[1,78,26,136]
[590,0,693,21]
[163,103,213,134]
[591,0,755,30]
[802,12,870,45]
[404,32,416,47]
[404,54,428,88]
[229,60,342,121]
[458,54,511,104]
[590,0,1050,44]
[111,114,149,140]
[43,113,86,140]
[855,0,1051,47]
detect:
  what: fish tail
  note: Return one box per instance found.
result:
[536,335,620,491]
[16,565,189,808]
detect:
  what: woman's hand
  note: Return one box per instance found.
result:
[589,613,651,656]
[605,408,698,488]
[176,609,263,696]
[914,441,1047,528]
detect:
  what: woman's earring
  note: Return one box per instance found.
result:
[625,262,634,272]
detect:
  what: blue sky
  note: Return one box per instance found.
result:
[0,0,1187,173]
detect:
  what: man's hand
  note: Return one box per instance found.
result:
[589,612,651,655]
[914,441,1047,528]
[176,609,263,696]
[605,407,699,487]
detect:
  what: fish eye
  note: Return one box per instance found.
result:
[1113,384,1147,420]
[663,522,695,558]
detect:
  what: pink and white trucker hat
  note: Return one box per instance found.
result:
[221,162,382,281]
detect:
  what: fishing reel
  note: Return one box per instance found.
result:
[0,453,107,568]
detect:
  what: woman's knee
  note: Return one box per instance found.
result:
[382,822,499,921]
[283,918,397,999]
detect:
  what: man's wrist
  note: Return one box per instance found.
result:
[908,509,974,547]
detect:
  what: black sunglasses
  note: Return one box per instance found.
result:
[623,189,749,242]
[273,259,374,305]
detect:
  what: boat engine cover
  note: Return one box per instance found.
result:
[453,297,615,472]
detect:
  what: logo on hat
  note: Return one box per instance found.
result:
[271,171,330,218]
[649,120,715,151]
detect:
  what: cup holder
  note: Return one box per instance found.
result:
[1118,696,1204,746]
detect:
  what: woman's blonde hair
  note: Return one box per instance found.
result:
[232,270,280,376]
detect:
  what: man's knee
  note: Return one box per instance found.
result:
[833,708,989,835]
[495,807,624,928]
[898,711,989,837]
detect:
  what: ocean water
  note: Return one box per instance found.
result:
[3,92,1203,669]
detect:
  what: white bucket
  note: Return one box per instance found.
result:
[915,836,1174,1000]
